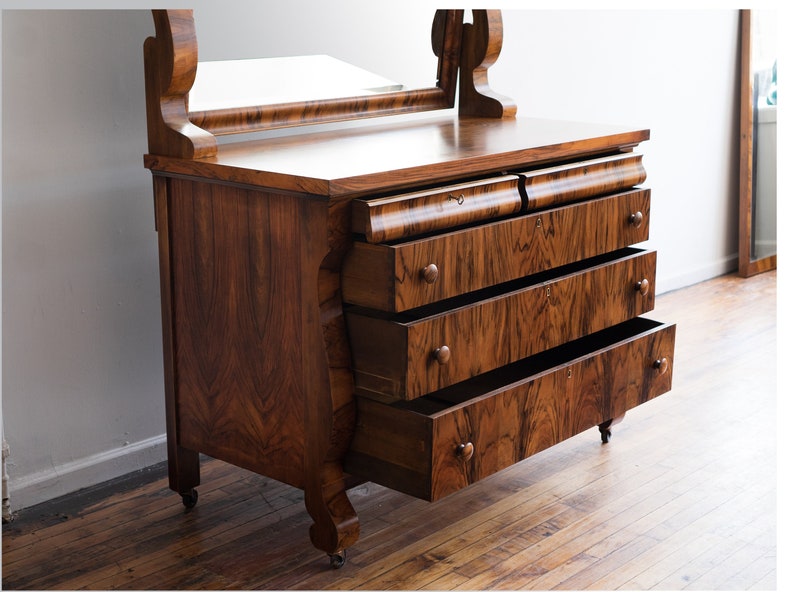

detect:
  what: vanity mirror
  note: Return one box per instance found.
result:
[738,9,777,277]
[145,9,465,152]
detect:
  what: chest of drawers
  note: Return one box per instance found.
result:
[143,9,675,567]
[340,149,674,501]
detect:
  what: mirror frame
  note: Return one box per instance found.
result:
[144,9,472,159]
[188,10,464,136]
[738,9,776,277]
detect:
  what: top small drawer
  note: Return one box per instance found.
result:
[352,175,522,243]
[521,152,646,210]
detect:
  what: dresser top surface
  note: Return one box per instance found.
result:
[144,115,649,197]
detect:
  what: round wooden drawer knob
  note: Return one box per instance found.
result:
[421,263,439,284]
[456,442,474,462]
[653,357,669,375]
[634,278,650,296]
[433,345,451,365]
[629,211,644,228]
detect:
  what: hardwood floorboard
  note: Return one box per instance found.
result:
[2,271,777,590]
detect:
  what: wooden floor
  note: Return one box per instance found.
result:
[2,271,777,590]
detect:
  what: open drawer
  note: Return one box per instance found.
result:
[345,317,676,501]
[346,247,657,401]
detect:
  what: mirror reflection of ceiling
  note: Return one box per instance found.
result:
[192,2,439,95]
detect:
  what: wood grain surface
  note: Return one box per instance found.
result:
[352,175,522,243]
[167,177,307,488]
[346,319,675,501]
[346,248,657,400]
[342,189,651,311]
[521,153,646,210]
[144,117,649,197]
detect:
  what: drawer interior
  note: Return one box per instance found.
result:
[346,316,676,500]
[392,317,671,416]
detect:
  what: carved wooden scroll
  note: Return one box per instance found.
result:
[459,10,517,118]
[144,10,217,159]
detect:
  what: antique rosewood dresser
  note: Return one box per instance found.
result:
[143,9,675,567]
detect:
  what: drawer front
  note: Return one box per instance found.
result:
[521,152,646,210]
[342,189,651,312]
[345,318,676,501]
[346,248,657,401]
[352,175,522,243]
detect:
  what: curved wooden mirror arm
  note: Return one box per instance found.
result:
[144,9,515,159]
[459,9,517,118]
[144,10,218,159]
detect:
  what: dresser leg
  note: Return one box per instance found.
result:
[168,443,200,507]
[598,414,625,444]
[305,467,360,562]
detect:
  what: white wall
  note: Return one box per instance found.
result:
[2,7,743,511]
[494,9,741,292]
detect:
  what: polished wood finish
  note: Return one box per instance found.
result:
[143,116,649,197]
[521,152,646,210]
[352,175,522,243]
[342,188,651,312]
[142,8,670,562]
[154,175,360,555]
[146,10,465,138]
[2,272,774,590]
[144,10,217,159]
[146,114,654,557]
[459,9,517,118]
[346,319,675,501]
[153,176,201,497]
[738,9,776,277]
[346,249,657,401]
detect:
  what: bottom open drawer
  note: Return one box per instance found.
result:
[345,317,675,501]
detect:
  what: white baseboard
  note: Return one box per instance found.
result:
[7,434,167,513]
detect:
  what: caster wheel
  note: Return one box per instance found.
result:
[599,418,618,444]
[329,550,347,569]
[181,488,198,508]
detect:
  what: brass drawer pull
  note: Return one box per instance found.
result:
[456,442,474,462]
[653,357,669,375]
[635,278,650,296]
[448,193,465,205]
[421,263,439,284]
[433,345,451,365]
[629,211,644,228]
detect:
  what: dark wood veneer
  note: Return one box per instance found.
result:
[143,8,674,564]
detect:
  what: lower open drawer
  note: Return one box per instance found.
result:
[345,317,675,501]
